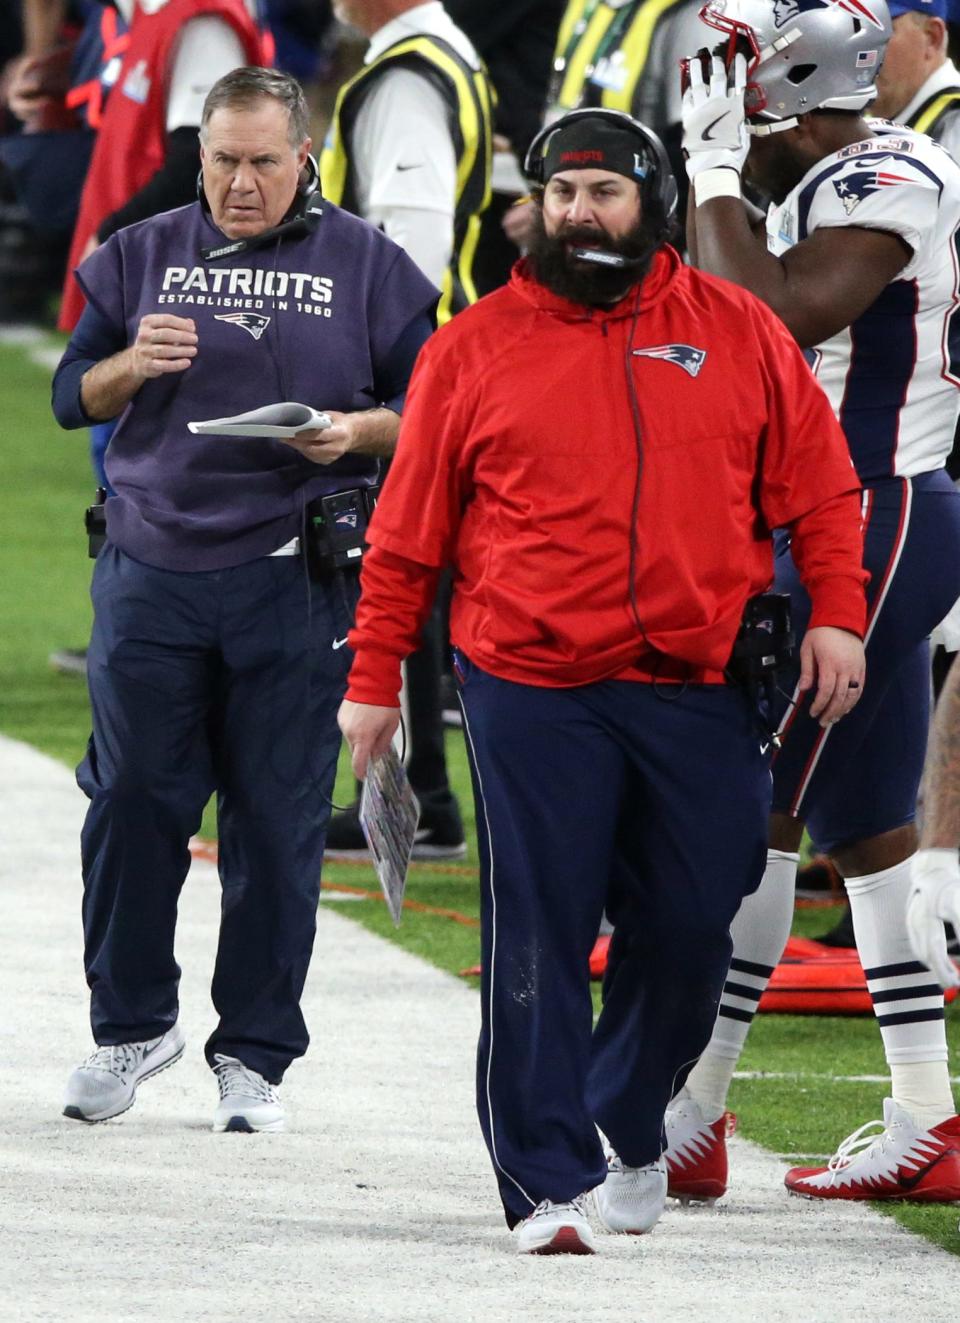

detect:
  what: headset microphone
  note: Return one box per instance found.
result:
[201,193,324,261]
[571,247,645,269]
[199,153,323,262]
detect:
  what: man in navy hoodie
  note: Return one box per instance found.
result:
[52,65,437,1133]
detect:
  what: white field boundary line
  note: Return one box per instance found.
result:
[735,1070,960,1084]
[2,733,959,1323]
[1,323,65,372]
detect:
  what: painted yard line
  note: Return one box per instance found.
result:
[734,1070,960,1084]
[0,323,64,374]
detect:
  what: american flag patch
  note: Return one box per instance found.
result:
[856,50,878,67]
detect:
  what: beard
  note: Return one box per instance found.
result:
[527,208,660,306]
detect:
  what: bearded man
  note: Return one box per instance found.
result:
[337,108,868,1254]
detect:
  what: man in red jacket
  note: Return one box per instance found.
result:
[338,108,867,1256]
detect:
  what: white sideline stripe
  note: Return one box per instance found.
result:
[1,325,63,374]
[734,1071,960,1084]
[1,733,958,1322]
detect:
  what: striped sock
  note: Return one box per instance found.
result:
[846,857,955,1129]
[684,850,798,1120]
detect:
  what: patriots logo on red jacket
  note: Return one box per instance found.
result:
[214,312,272,340]
[833,167,912,215]
[632,344,707,378]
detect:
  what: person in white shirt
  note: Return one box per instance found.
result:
[321,0,495,860]
[872,0,960,155]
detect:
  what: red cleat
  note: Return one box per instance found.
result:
[664,1096,737,1203]
[785,1099,960,1201]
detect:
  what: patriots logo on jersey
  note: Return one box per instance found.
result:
[335,509,359,529]
[632,344,707,378]
[214,312,271,340]
[833,167,912,214]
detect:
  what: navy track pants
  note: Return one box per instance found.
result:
[457,656,770,1224]
[771,470,960,852]
[78,545,356,1083]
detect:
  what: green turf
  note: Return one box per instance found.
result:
[0,339,94,764]
[3,337,958,1255]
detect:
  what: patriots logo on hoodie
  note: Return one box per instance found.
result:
[632,344,707,378]
[833,166,912,214]
[214,312,272,340]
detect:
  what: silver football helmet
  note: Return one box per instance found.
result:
[698,0,893,132]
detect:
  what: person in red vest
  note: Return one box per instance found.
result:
[49,0,269,677]
[60,0,269,333]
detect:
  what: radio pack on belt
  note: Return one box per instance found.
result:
[305,484,380,580]
[726,591,795,684]
[726,592,795,747]
[85,487,107,558]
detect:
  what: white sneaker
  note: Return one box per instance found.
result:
[514,1196,596,1255]
[212,1054,285,1133]
[593,1153,667,1234]
[63,1023,185,1122]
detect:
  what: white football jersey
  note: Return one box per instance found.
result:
[766,124,960,482]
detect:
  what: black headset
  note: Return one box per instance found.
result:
[523,108,678,236]
[198,153,324,261]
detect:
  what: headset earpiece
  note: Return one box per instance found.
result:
[298,152,320,198]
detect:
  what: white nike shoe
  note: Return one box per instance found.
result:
[63,1023,185,1122]
[593,1152,667,1234]
[212,1054,285,1133]
[514,1196,596,1255]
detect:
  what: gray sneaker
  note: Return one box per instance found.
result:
[63,1023,185,1122]
[212,1054,285,1133]
[593,1154,667,1234]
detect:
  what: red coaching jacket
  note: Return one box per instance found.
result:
[347,246,867,705]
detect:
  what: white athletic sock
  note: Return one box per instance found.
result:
[684,850,799,1122]
[845,856,955,1129]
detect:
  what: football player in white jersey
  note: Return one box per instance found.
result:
[651,0,960,1204]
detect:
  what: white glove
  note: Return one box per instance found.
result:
[681,51,749,181]
[906,848,960,989]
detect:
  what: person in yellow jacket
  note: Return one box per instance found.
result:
[323,0,493,324]
[505,0,703,250]
[321,0,495,861]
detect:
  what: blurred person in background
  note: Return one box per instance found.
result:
[0,2,114,320]
[872,0,960,151]
[47,0,269,678]
[503,0,710,256]
[320,0,494,861]
[445,0,567,293]
[909,655,960,988]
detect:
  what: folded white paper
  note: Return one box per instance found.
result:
[359,748,421,926]
[187,402,333,438]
